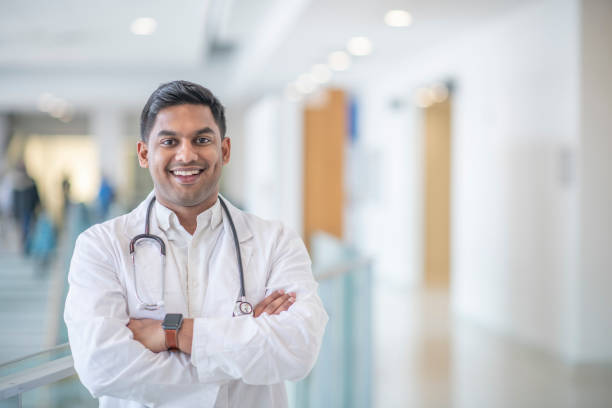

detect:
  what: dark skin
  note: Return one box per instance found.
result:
[128,104,297,354]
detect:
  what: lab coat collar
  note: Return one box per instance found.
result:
[154,197,222,234]
[124,191,252,244]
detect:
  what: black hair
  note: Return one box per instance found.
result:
[140,80,226,142]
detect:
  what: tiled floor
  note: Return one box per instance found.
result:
[373,284,612,408]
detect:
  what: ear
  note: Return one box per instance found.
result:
[137,140,149,168]
[221,137,231,165]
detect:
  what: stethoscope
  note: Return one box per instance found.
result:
[128,195,253,317]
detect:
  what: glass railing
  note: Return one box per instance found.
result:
[0,343,95,408]
[289,232,373,408]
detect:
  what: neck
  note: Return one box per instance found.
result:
[157,192,218,235]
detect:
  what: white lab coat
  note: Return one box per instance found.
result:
[64,192,328,407]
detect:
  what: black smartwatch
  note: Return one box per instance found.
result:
[162,313,183,350]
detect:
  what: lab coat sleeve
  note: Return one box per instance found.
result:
[190,225,329,385]
[64,227,220,406]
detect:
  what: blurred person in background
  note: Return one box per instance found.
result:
[96,174,115,221]
[61,175,71,216]
[29,207,56,274]
[64,80,328,407]
[11,160,40,255]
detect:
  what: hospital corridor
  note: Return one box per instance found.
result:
[2,0,612,407]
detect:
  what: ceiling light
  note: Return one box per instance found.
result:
[328,51,351,71]
[431,83,449,103]
[37,93,55,112]
[415,87,434,108]
[311,64,332,83]
[306,89,330,109]
[284,83,302,102]
[131,17,157,35]
[347,37,373,56]
[296,74,317,94]
[49,99,69,119]
[384,10,412,27]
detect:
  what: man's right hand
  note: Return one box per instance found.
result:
[253,290,296,318]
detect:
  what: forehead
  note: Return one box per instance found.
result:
[151,104,219,135]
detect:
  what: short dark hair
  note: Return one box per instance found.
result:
[140,80,226,142]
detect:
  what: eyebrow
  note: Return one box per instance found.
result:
[156,127,217,138]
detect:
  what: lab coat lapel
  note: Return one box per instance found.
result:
[123,190,155,239]
[122,191,176,319]
[203,196,254,317]
[222,196,254,278]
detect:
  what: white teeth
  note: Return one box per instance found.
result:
[172,170,200,176]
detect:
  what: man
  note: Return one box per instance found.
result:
[64,80,328,407]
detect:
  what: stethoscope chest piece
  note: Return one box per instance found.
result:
[233,296,253,316]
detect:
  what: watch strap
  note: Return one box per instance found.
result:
[165,328,178,350]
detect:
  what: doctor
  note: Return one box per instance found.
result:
[64,80,328,407]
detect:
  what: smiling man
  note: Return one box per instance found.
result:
[64,80,328,407]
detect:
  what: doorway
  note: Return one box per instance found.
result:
[423,97,452,288]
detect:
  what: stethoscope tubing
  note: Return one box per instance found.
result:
[128,195,251,314]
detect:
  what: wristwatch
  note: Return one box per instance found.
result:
[162,313,183,350]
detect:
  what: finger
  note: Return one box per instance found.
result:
[269,295,296,315]
[254,290,285,315]
[263,293,293,315]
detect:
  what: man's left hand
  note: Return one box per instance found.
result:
[127,319,167,352]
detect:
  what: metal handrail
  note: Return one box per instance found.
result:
[0,343,70,369]
[314,257,372,281]
[0,356,75,400]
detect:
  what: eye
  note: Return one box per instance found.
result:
[196,137,210,144]
[160,139,176,146]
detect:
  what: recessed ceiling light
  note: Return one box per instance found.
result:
[347,36,373,56]
[328,51,351,71]
[384,10,412,27]
[415,87,434,108]
[37,93,54,112]
[131,17,157,35]
[311,64,332,83]
[296,74,317,94]
[285,83,302,102]
[431,83,449,103]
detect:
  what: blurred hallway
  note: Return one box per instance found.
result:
[2,0,612,406]
[0,248,52,362]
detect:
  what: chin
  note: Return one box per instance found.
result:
[177,191,216,208]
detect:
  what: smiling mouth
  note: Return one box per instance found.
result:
[170,169,203,176]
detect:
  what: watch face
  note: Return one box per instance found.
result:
[163,313,183,329]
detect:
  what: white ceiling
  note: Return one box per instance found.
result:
[0,0,534,111]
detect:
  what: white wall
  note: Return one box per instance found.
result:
[450,0,580,359]
[240,95,303,235]
[89,108,130,199]
[352,88,423,288]
[576,0,612,362]
[360,0,584,359]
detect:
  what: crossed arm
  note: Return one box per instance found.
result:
[127,290,297,354]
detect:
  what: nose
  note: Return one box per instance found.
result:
[175,141,198,163]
